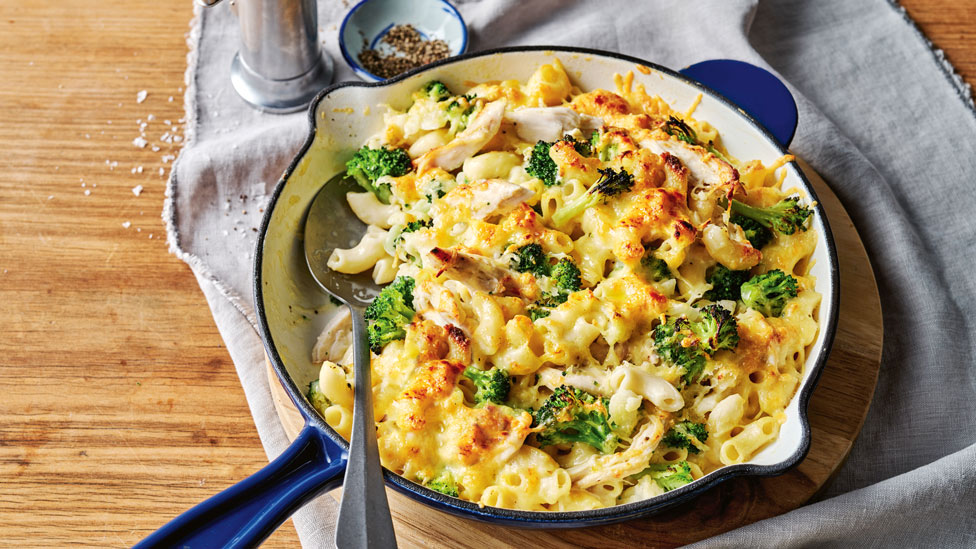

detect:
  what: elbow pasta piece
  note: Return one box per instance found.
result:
[309,59,822,512]
[327,225,390,274]
[346,192,399,229]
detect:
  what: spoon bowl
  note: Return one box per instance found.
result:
[303,172,398,548]
[303,173,382,308]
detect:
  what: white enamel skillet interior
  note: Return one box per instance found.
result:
[254,46,840,527]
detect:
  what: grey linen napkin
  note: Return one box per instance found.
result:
[164,0,976,546]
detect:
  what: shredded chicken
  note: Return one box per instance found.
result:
[702,223,761,270]
[568,416,665,489]
[438,178,533,221]
[641,137,739,191]
[504,106,603,143]
[415,100,506,172]
[312,307,352,364]
[424,247,522,296]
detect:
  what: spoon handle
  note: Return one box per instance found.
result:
[335,307,398,549]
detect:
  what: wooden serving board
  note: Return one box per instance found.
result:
[266,162,883,548]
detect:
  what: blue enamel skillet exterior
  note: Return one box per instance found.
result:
[136,47,835,547]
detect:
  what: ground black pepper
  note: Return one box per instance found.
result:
[358,24,451,79]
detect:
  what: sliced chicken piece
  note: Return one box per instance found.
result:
[568,416,665,489]
[439,178,534,221]
[505,107,603,143]
[640,137,739,190]
[702,223,761,270]
[415,100,507,173]
[424,247,524,297]
[312,307,352,364]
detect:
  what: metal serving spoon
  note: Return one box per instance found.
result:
[304,173,397,549]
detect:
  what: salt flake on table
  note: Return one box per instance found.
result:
[147,114,156,121]
[133,136,148,149]
[136,90,148,103]
[84,189,91,196]
[122,221,131,229]
[132,185,144,196]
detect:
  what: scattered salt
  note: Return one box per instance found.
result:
[122,221,131,229]
[133,136,148,149]
[136,90,148,103]
[48,195,54,200]
[147,114,155,121]
[158,167,165,176]
[84,189,91,196]
[132,185,144,196]
[168,96,174,102]
[151,145,160,152]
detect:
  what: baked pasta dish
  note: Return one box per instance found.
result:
[308,58,820,511]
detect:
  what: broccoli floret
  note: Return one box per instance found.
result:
[703,264,751,302]
[307,380,329,415]
[661,421,709,455]
[729,196,812,235]
[532,386,617,453]
[653,316,707,384]
[526,306,551,321]
[463,364,511,405]
[731,213,773,250]
[740,269,799,317]
[663,115,729,162]
[550,257,582,292]
[654,307,739,384]
[526,141,558,187]
[590,130,619,162]
[363,276,416,353]
[510,243,549,278]
[397,219,432,244]
[445,95,477,133]
[527,137,593,187]
[423,80,451,101]
[638,461,695,492]
[663,116,698,147]
[426,470,458,498]
[345,145,412,204]
[690,304,740,354]
[551,167,634,226]
[640,254,673,283]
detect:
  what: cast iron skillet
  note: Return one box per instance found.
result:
[136,47,838,548]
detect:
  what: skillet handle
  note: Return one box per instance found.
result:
[134,424,346,549]
[680,59,798,148]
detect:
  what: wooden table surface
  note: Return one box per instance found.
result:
[0,2,972,547]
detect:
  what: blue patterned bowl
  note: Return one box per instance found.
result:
[339,0,468,82]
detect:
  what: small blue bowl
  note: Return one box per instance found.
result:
[339,0,468,82]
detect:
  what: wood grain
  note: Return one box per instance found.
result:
[0,1,968,547]
[266,163,883,548]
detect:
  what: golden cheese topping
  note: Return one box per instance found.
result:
[315,58,821,511]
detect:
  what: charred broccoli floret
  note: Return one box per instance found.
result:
[363,276,416,353]
[532,386,617,453]
[729,196,812,235]
[345,145,411,204]
[703,264,751,302]
[740,269,799,317]
[552,167,634,226]
[661,421,709,455]
[463,364,511,405]
[662,115,728,162]
[690,305,740,354]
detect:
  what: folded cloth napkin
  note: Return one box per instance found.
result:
[164,0,976,546]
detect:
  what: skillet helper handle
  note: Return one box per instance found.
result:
[134,424,346,549]
[680,59,798,148]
